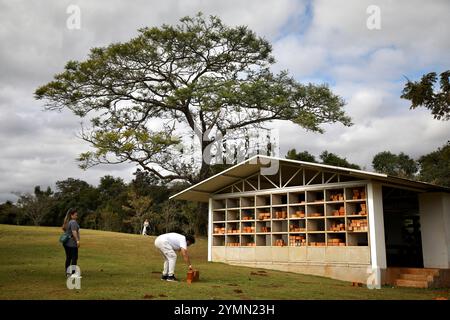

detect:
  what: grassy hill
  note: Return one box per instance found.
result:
[0,224,448,300]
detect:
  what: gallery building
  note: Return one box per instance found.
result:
[171,155,450,288]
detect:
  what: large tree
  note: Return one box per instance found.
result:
[401,70,450,120]
[35,13,351,184]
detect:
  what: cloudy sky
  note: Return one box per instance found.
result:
[0,0,449,202]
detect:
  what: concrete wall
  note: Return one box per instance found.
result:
[212,246,371,283]
[419,192,450,268]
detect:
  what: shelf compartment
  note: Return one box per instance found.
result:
[213,199,226,209]
[289,219,306,233]
[241,221,255,233]
[327,233,346,246]
[289,205,305,218]
[325,188,345,202]
[308,233,326,246]
[345,202,368,216]
[345,186,366,201]
[256,234,271,246]
[241,208,255,220]
[289,234,306,247]
[240,196,255,207]
[326,218,346,232]
[347,217,368,232]
[347,233,368,246]
[307,204,325,217]
[213,223,226,235]
[272,234,288,247]
[307,219,325,232]
[227,209,240,221]
[256,220,271,233]
[226,222,240,234]
[213,211,226,222]
[226,234,240,247]
[306,190,325,203]
[226,198,240,209]
[272,206,288,219]
[272,220,288,233]
[272,193,288,205]
[288,191,306,204]
[213,235,225,246]
[256,194,271,207]
[325,203,345,217]
[256,207,271,221]
[241,234,255,246]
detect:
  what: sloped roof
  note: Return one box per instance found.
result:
[170,155,449,202]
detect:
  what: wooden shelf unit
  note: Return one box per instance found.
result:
[212,186,369,247]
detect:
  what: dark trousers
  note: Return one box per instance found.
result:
[63,244,78,274]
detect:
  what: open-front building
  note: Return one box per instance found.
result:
[171,155,450,288]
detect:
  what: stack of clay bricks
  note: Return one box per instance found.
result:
[348,219,368,231]
[329,192,345,202]
[358,203,367,215]
[332,206,346,216]
[352,189,366,200]
[260,226,271,232]
[328,238,346,246]
[328,222,345,232]
[289,224,306,232]
[243,242,256,247]
[242,216,253,221]
[242,226,255,233]
[227,228,239,234]
[226,242,240,247]
[274,210,287,219]
[274,239,286,247]
[290,210,305,218]
[213,227,226,234]
[258,212,271,220]
[309,212,323,217]
[289,235,306,246]
[309,242,326,246]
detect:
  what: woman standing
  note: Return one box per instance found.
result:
[62,208,80,277]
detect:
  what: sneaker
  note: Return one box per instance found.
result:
[161,274,168,281]
[166,275,178,282]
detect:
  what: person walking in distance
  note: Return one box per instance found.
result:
[142,219,150,235]
[62,208,81,277]
[154,232,195,281]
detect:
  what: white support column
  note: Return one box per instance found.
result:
[367,182,387,270]
[208,198,213,262]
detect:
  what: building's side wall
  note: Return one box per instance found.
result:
[212,246,371,283]
[419,192,450,268]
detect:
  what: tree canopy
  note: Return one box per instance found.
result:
[372,151,418,179]
[286,148,360,169]
[35,13,351,185]
[401,70,450,120]
[418,141,450,187]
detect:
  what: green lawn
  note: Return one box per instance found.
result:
[0,224,448,300]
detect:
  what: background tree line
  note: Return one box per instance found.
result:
[0,170,197,235]
[2,139,448,235]
[286,140,450,187]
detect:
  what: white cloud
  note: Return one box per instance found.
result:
[0,0,449,202]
